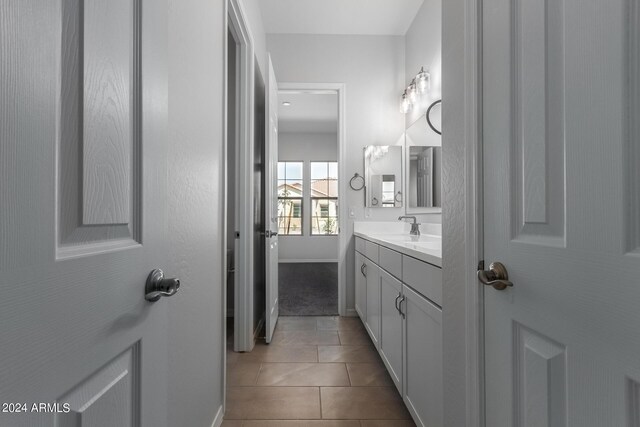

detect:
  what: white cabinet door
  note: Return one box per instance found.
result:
[379,269,403,392]
[364,259,380,348]
[403,285,442,427]
[1,1,170,426]
[355,251,367,320]
[482,0,640,424]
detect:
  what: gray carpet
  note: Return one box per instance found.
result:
[279,263,338,316]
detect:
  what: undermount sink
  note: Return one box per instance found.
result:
[406,241,441,251]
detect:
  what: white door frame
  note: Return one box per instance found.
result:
[276,82,348,317]
[225,0,256,357]
[442,0,484,425]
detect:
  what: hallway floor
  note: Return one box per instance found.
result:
[279,263,338,316]
[223,316,415,426]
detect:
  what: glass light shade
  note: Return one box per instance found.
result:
[407,80,418,103]
[400,92,411,114]
[416,68,430,94]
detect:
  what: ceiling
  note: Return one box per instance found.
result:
[278,92,338,134]
[260,0,425,36]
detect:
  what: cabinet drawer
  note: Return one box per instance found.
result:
[355,236,366,254]
[379,246,402,280]
[364,240,379,263]
[402,255,442,307]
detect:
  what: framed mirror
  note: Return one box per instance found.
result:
[363,145,403,208]
[405,109,442,213]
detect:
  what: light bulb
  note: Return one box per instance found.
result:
[407,80,418,103]
[416,67,430,94]
[400,91,411,114]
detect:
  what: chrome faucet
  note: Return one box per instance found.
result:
[398,216,420,236]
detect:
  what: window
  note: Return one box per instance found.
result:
[310,162,338,235]
[277,162,303,235]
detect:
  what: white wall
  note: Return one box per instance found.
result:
[279,132,339,262]
[404,0,443,223]
[167,0,224,425]
[267,34,406,310]
[405,0,443,127]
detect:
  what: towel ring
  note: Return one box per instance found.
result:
[395,191,402,203]
[426,99,442,135]
[349,173,365,191]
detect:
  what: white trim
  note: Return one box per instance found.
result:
[254,314,265,340]
[279,258,339,263]
[210,405,224,427]
[465,0,484,424]
[278,82,348,317]
[344,308,358,318]
[221,0,229,415]
[227,0,255,354]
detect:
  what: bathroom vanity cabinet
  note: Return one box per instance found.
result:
[354,235,443,427]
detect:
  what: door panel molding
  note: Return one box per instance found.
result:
[627,377,640,427]
[510,0,565,246]
[513,323,567,427]
[626,0,640,254]
[56,342,140,427]
[57,0,142,259]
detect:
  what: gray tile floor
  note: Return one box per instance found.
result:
[279,263,338,316]
[224,316,416,427]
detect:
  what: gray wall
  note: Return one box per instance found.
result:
[167,0,225,425]
[278,132,339,261]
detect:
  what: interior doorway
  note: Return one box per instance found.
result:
[226,0,257,353]
[276,90,343,316]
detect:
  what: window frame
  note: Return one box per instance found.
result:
[277,161,305,236]
[310,161,339,236]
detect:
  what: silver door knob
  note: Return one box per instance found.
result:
[477,261,513,291]
[145,269,180,302]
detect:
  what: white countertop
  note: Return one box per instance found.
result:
[354,231,442,267]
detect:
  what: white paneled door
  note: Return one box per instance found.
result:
[483,0,640,425]
[1,1,169,426]
[264,54,280,343]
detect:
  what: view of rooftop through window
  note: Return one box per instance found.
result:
[277,161,303,235]
[311,161,338,235]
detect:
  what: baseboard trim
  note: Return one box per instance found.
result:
[254,314,265,339]
[279,259,339,263]
[344,308,358,317]
[211,404,224,427]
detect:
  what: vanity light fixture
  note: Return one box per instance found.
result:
[407,79,418,103]
[400,66,431,114]
[282,101,291,106]
[416,67,430,94]
[400,90,412,113]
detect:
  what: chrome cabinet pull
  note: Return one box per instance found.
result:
[145,269,181,302]
[398,295,406,318]
[361,263,367,277]
[394,292,402,315]
[477,261,513,291]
